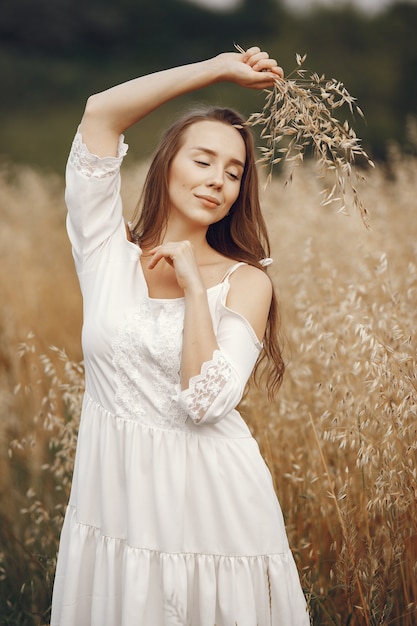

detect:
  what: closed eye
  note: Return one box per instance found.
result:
[194,160,240,181]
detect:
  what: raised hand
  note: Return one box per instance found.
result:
[214,46,284,90]
[147,240,204,295]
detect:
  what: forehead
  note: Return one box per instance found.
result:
[181,120,246,162]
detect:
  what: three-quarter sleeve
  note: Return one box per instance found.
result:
[176,307,262,425]
[65,130,129,273]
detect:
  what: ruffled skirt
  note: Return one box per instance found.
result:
[51,393,309,625]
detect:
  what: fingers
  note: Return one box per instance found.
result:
[147,240,194,270]
[147,244,173,269]
[242,46,284,79]
[147,241,205,293]
[242,46,267,68]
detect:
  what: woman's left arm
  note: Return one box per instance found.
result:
[178,266,272,425]
[181,263,271,386]
[148,242,271,388]
[177,265,272,425]
[149,240,272,424]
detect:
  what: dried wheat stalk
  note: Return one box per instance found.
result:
[237,45,375,227]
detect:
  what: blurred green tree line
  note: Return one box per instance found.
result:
[1,0,416,169]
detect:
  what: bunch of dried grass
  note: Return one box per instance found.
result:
[236,45,374,227]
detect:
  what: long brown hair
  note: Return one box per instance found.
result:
[131,106,285,398]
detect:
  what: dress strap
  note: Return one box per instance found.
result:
[220,257,273,283]
[220,262,247,283]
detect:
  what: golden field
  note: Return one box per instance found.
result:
[0,145,416,624]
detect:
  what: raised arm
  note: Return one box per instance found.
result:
[79,47,283,157]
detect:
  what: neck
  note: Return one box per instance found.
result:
[161,220,212,253]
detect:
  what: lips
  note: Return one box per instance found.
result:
[195,194,220,207]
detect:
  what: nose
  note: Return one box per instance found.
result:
[207,168,223,189]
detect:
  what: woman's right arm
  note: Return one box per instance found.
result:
[79,47,283,158]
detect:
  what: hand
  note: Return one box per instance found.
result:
[147,240,205,294]
[215,46,284,90]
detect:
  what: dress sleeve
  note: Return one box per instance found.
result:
[175,306,262,426]
[65,130,129,273]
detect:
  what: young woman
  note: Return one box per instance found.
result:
[51,47,310,625]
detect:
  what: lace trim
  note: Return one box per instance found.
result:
[68,131,128,179]
[180,350,231,424]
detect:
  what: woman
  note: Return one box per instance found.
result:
[51,47,310,625]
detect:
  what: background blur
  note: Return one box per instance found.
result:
[1,0,417,172]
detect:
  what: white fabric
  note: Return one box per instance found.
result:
[51,131,310,625]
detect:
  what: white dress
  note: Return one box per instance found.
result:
[50,131,310,626]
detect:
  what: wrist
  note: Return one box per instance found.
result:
[183,282,207,300]
[205,54,235,85]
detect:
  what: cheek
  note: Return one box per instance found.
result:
[167,169,186,197]
[228,183,241,206]
[168,159,185,189]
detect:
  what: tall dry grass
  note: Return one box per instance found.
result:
[0,143,416,624]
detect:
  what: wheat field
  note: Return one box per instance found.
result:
[0,143,416,624]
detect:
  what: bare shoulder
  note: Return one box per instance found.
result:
[226,264,273,341]
[230,264,273,297]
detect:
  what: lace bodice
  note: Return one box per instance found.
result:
[111,300,189,431]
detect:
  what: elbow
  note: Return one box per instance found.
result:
[82,93,106,122]
[79,94,123,153]
[78,95,102,137]
[176,351,245,426]
[187,380,244,427]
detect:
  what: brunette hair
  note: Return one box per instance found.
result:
[131,106,285,397]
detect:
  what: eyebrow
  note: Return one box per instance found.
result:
[191,146,245,169]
